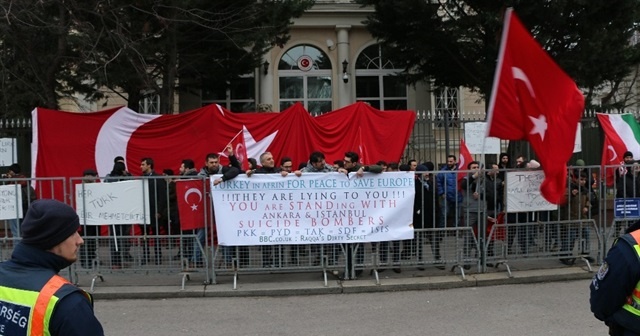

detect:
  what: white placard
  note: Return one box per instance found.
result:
[0,138,17,167]
[75,180,151,225]
[211,172,416,246]
[505,171,557,212]
[573,122,582,153]
[465,122,501,154]
[0,184,22,220]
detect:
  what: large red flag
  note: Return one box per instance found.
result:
[176,179,206,230]
[457,139,474,186]
[32,102,415,199]
[485,8,584,204]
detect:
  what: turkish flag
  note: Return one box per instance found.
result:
[600,137,624,187]
[32,102,415,199]
[356,126,370,164]
[457,139,474,186]
[485,8,584,204]
[219,128,250,171]
[176,179,207,230]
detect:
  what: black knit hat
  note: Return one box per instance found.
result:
[21,199,80,250]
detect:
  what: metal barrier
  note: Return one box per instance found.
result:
[5,165,636,290]
[71,175,211,290]
[366,227,478,283]
[212,244,348,289]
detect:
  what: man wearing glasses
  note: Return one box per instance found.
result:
[337,151,383,278]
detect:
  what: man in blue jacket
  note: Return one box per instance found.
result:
[437,155,463,229]
[0,199,104,335]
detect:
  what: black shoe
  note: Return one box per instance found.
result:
[417,267,425,271]
[486,263,495,268]
[463,264,471,270]
[355,270,363,277]
[559,258,575,266]
[392,268,402,273]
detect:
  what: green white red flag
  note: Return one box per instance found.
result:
[597,113,640,186]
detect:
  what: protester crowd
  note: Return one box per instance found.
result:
[0,148,630,279]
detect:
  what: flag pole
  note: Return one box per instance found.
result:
[220,129,243,153]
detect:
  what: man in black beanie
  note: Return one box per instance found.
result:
[0,199,104,335]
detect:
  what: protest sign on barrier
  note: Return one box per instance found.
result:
[505,170,557,212]
[0,138,17,167]
[211,172,415,246]
[75,180,151,225]
[0,184,22,220]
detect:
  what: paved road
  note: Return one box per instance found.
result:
[95,280,606,336]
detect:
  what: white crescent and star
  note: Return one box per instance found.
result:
[512,67,548,142]
[184,187,203,211]
[95,107,161,178]
[607,145,618,162]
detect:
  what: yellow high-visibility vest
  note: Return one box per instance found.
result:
[0,274,91,336]
[623,230,640,316]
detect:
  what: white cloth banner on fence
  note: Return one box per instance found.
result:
[464,122,501,154]
[573,122,582,153]
[505,170,558,212]
[75,180,151,225]
[0,184,22,220]
[210,172,416,246]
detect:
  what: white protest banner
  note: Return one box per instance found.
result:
[211,172,415,246]
[505,171,557,212]
[464,122,501,154]
[573,122,582,153]
[75,180,151,225]
[0,184,22,220]
[0,138,17,166]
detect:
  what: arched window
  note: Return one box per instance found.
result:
[355,44,407,110]
[278,44,332,113]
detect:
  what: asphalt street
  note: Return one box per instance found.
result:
[95,279,605,336]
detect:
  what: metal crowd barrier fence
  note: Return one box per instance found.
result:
[365,227,478,283]
[4,165,634,290]
[70,175,211,290]
[212,244,349,288]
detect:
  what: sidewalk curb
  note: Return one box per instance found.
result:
[88,268,593,300]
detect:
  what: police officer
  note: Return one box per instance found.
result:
[590,221,640,335]
[0,199,104,335]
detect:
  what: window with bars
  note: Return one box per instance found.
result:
[278,44,332,114]
[354,44,407,110]
[434,87,460,128]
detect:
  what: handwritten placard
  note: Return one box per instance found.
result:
[0,184,22,220]
[0,138,17,167]
[505,171,557,212]
[75,180,151,225]
[464,122,501,154]
[210,172,416,246]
